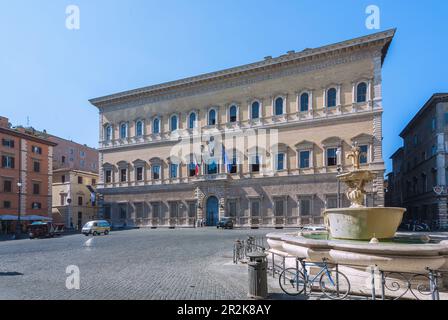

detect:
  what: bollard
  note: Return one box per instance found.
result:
[247,252,268,300]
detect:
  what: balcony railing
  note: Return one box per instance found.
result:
[99,101,374,149]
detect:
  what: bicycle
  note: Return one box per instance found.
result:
[279,258,351,300]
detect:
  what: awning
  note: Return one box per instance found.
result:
[0,215,53,221]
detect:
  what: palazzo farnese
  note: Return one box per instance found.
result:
[89,29,395,228]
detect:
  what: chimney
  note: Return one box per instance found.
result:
[0,116,9,128]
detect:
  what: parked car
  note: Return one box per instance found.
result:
[82,220,111,236]
[217,217,234,229]
[29,222,65,239]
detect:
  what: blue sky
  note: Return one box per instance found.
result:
[0,0,447,173]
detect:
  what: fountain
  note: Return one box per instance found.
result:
[267,144,448,298]
[324,144,406,240]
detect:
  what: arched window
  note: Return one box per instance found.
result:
[300,93,309,112]
[229,105,237,123]
[356,82,367,103]
[208,109,216,126]
[188,112,197,129]
[136,121,143,137]
[327,88,337,108]
[170,115,178,132]
[251,101,260,120]
[120,123,128,139]
[153,118,160,134]
[275,97,284,116]
[105,125,112,141]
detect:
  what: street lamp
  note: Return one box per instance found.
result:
[16,181,22,237]
[336,148,342,208]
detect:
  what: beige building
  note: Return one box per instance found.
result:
[52,169,99,229]
[89,29,395,228]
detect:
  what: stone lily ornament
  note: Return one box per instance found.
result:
[338,143,376,208]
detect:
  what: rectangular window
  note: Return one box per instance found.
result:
[152,202,161,218]
[189,163,196,177]
[60,194,66,206]
[170,163,178,179]
[105,170,112,183]
[188,202,197,218]
[2,139,14,148]
[80,151,86,158]
[32,146,42,154]
[299,150,310,169]
[1,156,15,168]
[91,179,96,186]
[251,155,260,173]
[228,200,237,217]
[3,201,11,209]
[33,183,40,195]
[33,161,40,173]
[206,160,218,175]
[274,199,285,217]
[80,160,85,167]
[78,176,83,184]
[104,205,111,219]
[250,200,260,217]
[359,145,369,164]
[136,167,143,181]
[169,202,178,218]
[153,165,161,180]
[119,204,127,219]
[299,199,311,216]
[432,118,437,131]
[276,153,285,171]
[326,148,337,167]
[61,156,66,163]
[120,169,127,182]
[78,196,83,206]
[326,196,338,209]
[61,175,66,183]
[3,180,12,193]
[229,152,238,174]
[135,203,144,219]
[31,202,42,209]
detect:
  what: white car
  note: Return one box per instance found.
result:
[301,225,327,232]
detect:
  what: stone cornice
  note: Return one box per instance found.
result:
[90,29,395,110]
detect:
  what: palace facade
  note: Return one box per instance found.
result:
[90,29,395,228]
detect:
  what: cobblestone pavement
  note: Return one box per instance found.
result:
[0,228,287,300]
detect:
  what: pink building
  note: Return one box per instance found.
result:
[47,135,98,174]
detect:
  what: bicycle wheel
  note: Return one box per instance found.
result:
[319,270,350,300]
[279,268,306,296]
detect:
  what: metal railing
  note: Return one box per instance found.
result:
[233,235,266,264]
[267,254,448,300]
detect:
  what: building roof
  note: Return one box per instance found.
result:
[53,168,99,176]
[90,29,396,108]
[389,147,404,160]
[400,93,448,138]
[0,126,57,147]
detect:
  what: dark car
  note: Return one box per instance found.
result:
[217,217,234,229]
[28,222,64,239]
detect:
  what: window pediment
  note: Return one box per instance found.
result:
[321,136,342,147]
[117,161,129,169]
[295,140,315,150]
[351,133,373,144]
